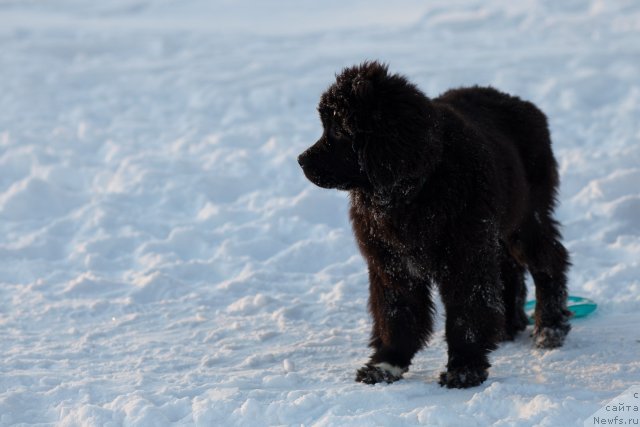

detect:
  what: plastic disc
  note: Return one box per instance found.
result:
[524,295,597,325]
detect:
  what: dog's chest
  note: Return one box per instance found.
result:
[371,215,429,279]
[351,200,430,279]
[366,207,409,248]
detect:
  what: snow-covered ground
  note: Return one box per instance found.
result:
[1,0,639,425]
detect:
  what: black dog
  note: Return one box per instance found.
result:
[297,61,571,388]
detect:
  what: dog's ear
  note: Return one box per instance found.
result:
[356,77,442,191]
[359,127,433,191]
[358,135,398,190]
[351,61,388,126]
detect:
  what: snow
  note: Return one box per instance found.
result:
[1,0,639,425]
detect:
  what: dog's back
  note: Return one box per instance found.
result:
[434,86,560,215]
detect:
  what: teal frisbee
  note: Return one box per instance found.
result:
[524,295,597,325]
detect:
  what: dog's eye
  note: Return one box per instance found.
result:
[329,125,343,139]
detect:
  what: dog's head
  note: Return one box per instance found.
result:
[298,61,440,196]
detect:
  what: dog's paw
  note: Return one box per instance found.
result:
[439,366,488,388]
[355,362,407,385]
[533,323,570,349]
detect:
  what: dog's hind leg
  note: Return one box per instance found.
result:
[355,268,435,385]
[499,242,528,341]
[515,214,571,348]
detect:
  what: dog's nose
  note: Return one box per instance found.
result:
[297,153,306,168]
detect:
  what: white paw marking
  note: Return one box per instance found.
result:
[373,362,405,377]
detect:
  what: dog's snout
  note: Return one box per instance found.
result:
[297,152,306,168]
[297,146,316,169]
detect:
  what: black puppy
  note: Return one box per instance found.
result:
[297,61,571,388]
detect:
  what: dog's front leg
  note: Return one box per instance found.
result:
[438,256,505,388]
[355,265,435,385]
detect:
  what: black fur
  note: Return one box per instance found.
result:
[297,61,571,388]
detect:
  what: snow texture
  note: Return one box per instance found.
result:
[1,0,639,425]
